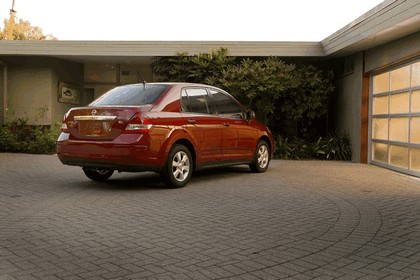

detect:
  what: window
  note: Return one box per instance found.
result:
[91,84,169,106]
[181,88,213,114]
[210,90,244,119]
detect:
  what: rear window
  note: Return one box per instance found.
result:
[91,84,170,106]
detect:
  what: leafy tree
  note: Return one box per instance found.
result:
[0,13,56,40]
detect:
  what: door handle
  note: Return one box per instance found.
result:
[223,123,230,127]
[188,119,196,124]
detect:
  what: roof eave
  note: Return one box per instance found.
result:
[322,0,420,57]
[0,40,325,64]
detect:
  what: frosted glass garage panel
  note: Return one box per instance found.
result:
[412,90,420,113]
[373,72,389,94]
[370,59,420,177]
[372,96,388,115]
[411,148,420,172]
[390,93,409,114]
[410,117,420,144]
[372,143,388,163]
[412,62,420,87]
[389,145,408,169]
[389,118,409,142]
[390,66,410,91]
[372,118,388,140]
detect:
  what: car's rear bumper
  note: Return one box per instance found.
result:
[56,133,163,172]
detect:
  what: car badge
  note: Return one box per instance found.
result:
[91,109,97,116]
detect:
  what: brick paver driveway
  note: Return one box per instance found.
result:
[1,153,420,279]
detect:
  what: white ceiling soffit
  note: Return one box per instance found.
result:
[322,0,420,56]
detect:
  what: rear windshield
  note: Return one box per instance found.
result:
[91,84,170,106]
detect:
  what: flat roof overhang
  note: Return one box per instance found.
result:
[0,41,325,64]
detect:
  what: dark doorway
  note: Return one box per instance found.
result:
[82,88,95,106]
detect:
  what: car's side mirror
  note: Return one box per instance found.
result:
[246,111,256,120]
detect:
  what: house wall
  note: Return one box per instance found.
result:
[0,57,84,125]
[365,32,420,73]
[1,56,156,125]
[8,65,52,125]
[50,59,84,123]
[0,66,4,124]
[334,53,364,162]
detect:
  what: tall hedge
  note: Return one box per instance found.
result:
[153,48,335,139]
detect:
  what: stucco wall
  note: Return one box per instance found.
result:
[365,31,420,72]
[8,66,52,125]
[0,57,83,125]
[50,59,84,123]
[333,53,364,162]
[0,66,4,124]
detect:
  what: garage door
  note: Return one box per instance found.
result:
[371,59,420,176]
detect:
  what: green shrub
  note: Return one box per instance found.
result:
[323,134,352,161]
[153,48,335,139]
[276,134,352,161]
[0,111,61,154]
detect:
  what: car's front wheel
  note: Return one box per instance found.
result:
[249,140,270,173]
[83,168,114,182]
[162,144,193,188]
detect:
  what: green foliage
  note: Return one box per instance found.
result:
[278,65,335,137]
[216,57,297,124]
[323,133,353,160]
[276,134,352,161]
[0,109,60,154]
[153,48,351,161]
[153,48,235,83]
[218,61,334,137]
[153,48,335,139]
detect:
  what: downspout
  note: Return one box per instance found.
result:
[0,61,7,124]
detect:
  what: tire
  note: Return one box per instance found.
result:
[83,168,114,182]
[249,140,270,173]
[162,144,193,188]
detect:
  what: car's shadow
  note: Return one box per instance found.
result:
[73,165,253,191]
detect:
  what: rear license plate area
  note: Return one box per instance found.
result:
[79,121,102,136]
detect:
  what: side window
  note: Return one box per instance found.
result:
[210,90,244,119]
[181,88,213,114]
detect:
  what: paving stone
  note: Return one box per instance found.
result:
[2,154,420,279]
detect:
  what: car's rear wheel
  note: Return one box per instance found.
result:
[83,168,114,181]
[162,144,193,188]
[250,140,270,173]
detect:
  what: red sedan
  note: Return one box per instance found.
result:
[57,83,274,187]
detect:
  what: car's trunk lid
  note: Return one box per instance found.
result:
[63,106,151,141]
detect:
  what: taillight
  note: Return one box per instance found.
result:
[60,123,69,133]
[61,116,77,133]
[61,113,70,133]
[124,113,152,133]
